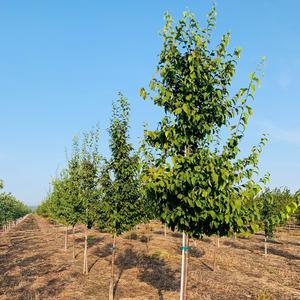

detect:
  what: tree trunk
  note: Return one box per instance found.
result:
[164,223,167,238]
[180,231,189,300]
[264,236,268,255]
[213,237,219,271]
[184,234,189,299]
[109,234,116,300]
[83,227,88,274]
[64,226,68,251]
[72,225,76,260]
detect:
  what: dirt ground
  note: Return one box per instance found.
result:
[0,215,299,300]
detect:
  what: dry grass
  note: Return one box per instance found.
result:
[0,215,299,299]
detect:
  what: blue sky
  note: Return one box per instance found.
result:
[0,1,299,206]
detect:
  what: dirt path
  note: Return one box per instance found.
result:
[0,214,300,300]
[0,215,78,299]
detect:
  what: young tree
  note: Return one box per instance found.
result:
[50,173,70,250]
[258,188,299,254]
[99,94,142,300]
[64,138,83,259]
[138,131,161,224]
[141,7,267,299]
[78,128,101,275]
[37,128,101,272]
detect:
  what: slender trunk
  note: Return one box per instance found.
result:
[164,223,167,238]
[264,236,268,255]
[180,231,188,300]
[83,239,86,274]
[180,147,189,300]
[64,226,68,251]
[109,234,116,300]
[83,227,88,274]
[213,236,220,271]
[184,234,189,299]
[72,225,75,260]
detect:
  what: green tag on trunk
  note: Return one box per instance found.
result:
[180,246,190,251]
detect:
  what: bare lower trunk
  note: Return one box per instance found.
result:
[64,226,68,251]
[164,224,167,238]
[264,236,268,255]
[83,227,88,274]
[109,234,116,300]
[72,226,75,260]
[184,234,189,299]
[180,231,189,300]
[213,238,219,271]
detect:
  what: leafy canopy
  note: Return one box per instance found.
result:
[258,188,299,238]
[141,7,267,238]
[99,93,143,235]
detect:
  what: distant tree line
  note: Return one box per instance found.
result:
[0,180,31,231]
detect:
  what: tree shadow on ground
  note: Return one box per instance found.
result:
[171,232,182,239]
[223,240,258,253]
[1,253,69,299]
[139,235,152,251]
[92,243,112,258]
[124,232,139,240]
[238,235,250,240]
[74,236,104,247]
[268,239,283,245]
[14,277,68,300]
[115,247,179,300]
[190,246,205,258]
[88,243,113,272]
[201,237,212,244]
[285,240,300,247]
[153,230,164,235]
[263,247,300,260]
[223,240,300,260]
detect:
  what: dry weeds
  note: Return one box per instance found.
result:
[0,215,299,299]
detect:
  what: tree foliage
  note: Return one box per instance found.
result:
[140,7,267,239]
[0,181,30,227]
[258,188,299,239]
[99,93,143,235]
[37,129,101,228]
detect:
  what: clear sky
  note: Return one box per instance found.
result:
[0,1,299,206]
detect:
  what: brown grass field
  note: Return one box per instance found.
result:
[0,214,299,300]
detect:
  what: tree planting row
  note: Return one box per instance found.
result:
[36,6,300,300]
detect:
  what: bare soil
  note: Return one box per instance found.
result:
[0,214,299,300]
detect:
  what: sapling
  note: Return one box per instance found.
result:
[141,6,267,298]
[99,94,143,300]
[258,188,299,255]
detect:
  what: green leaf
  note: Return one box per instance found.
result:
[174,107,182,115]
[182,103,190,114]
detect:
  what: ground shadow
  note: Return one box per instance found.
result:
[171,232,182,239]
[201,237,212,244]
[92,243,112,259]
[138,252,179,300]
[265,247,300,260]
[190,246,205,258]
[223,240,259,253]
[115,247,179,300]
[153,230,164,235]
